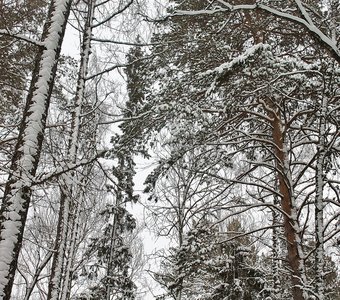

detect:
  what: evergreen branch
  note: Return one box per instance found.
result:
[173,2,340,64]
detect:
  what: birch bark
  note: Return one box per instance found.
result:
[314,96,328,299]
[47,1,95,299]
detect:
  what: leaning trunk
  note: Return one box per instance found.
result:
[0,0,72,298]
[23,251,53,300]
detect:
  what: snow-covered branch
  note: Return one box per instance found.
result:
[0,29,44,47]
[173,2,340,64]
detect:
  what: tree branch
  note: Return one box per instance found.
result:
[0,29,44,47]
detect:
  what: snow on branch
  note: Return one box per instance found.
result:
[201,43,270,77]
[33,150,107,186]
[85,62,130,80]
[173,2,340,63]
[201,43,270,94]
[0,29,44,47]
[91,37,157,47]
[91,0,134,28]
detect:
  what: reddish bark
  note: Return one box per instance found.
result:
[269,103,306,300]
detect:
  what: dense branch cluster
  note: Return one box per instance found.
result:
[0,0,339,300]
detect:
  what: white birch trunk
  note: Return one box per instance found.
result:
[314,96,327,299]
[0,1,72,298]
[60,197,82,300]
[47,189,70,300]
[47,8,94,300]
[47,1,95,299]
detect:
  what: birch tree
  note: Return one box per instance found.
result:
[46,1,95,298]
[46,1,146,298]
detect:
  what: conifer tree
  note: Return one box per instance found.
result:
[158,218,265,300]
[125,1,340,299]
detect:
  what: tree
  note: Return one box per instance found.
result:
[0,0,72,298]
[0,1,164,299]
[0,0,47,123]
[125,1,340,299]
[157,218,265,300]
[46,1,95,298]
[76,155,137,300]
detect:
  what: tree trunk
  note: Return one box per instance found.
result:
[0,0,72,298]
[106,188,121,300]
[314,96,327,299]
[47,189,70,300]
[60,198,81,300]
[271,105,307,300]
[23,251,53,300]
[272,192,282,299]
[47,0,95,299]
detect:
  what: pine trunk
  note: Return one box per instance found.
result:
[272,192,282,299]
[271,106,307,300]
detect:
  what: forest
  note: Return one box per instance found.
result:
[0,0,339,299]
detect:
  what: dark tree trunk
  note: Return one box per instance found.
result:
[0,0,72,298]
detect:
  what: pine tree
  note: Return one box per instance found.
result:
[77,155,137,300]
[125,1,340,299]
[158,218,265,300]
